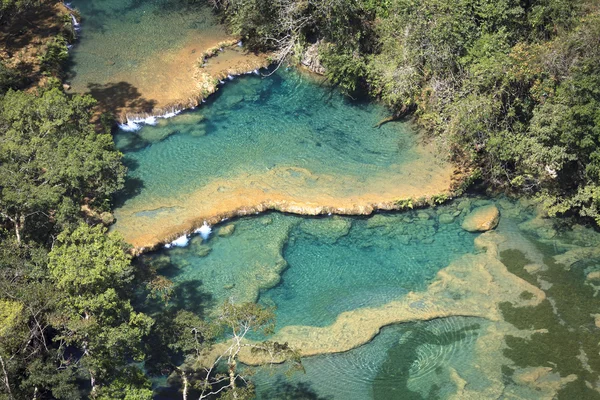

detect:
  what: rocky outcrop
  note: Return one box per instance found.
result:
[462,205,500,232]
[301,41,326,75]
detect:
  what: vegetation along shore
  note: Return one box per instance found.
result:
[1,0,600,399]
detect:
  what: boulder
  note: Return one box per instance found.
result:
[301,41,326,75]
[417,211,430,220]
[462,205,500,232]
[195,245,211,257]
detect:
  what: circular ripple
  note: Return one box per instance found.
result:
[372,316,483,398]
[252,317,485,400]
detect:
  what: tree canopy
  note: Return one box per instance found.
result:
[0,88,125,243]
[216,0,600,223]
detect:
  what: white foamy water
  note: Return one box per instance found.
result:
[70,14,81,31]
[164,234,190,248]
[118,110,182,131]
[194,222,212,240]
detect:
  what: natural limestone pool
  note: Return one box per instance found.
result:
[64,5,600,396]
[143,197,600,399]
[66,0,266,118]
[111,68,452,250]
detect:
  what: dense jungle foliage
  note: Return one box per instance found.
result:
[0,89,291,399]
[214,0,600,223]
[2,0,600,398]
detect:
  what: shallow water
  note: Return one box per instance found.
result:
[252,317,486,400]
[111,68,451,248]
[67,0,230,113]
[144,198,600,399]
[265,212,475,330]
[143,207,476,327]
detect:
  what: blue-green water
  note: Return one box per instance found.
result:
[252,317,486,400]
[145,198,600,399]
[114,67,414,201]
[109,67,442,247]
[264,211,476,330]
[143,206,476,330]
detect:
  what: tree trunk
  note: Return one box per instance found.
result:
[374,104,411,128]
[90,371,97,398]
[0,355,13,400]
[14,215,23,245]
[228,359,237,392]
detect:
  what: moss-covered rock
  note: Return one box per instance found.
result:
[438,213,455,224]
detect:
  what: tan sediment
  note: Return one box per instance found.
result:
[119,42,270,122]
[204,230,545,365]
[112,144,454,253]
[512,367,578,398]
[68,15,270,121]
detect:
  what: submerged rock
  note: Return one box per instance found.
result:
[195,245,212,257]
[462,205,500,232]
[438,213,455,224]
[218,224,236,237]
[299,217,351,243]
[417,211,430,220]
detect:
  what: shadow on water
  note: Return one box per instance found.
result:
[499,248,600,399]
[135,252,214,319]
[87,81,157,117]
[262,379,333,400]
[113,176,144,208]
[170,279,214,316]
[113,158,144,208]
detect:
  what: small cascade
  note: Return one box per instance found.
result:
[70,14,81,31]
[118,109,182,132]
[164,234,190,249]
[194,222,212,241]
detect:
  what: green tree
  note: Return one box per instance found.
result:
[48,224,154,396]
[0,88,125,244]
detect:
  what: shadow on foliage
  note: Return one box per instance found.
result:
[1,3,62,53]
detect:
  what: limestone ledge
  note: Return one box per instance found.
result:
[120,44,271,123]
[115,153,455,254]
[127,195,450,256]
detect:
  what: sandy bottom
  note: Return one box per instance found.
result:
[108,41,270,120]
